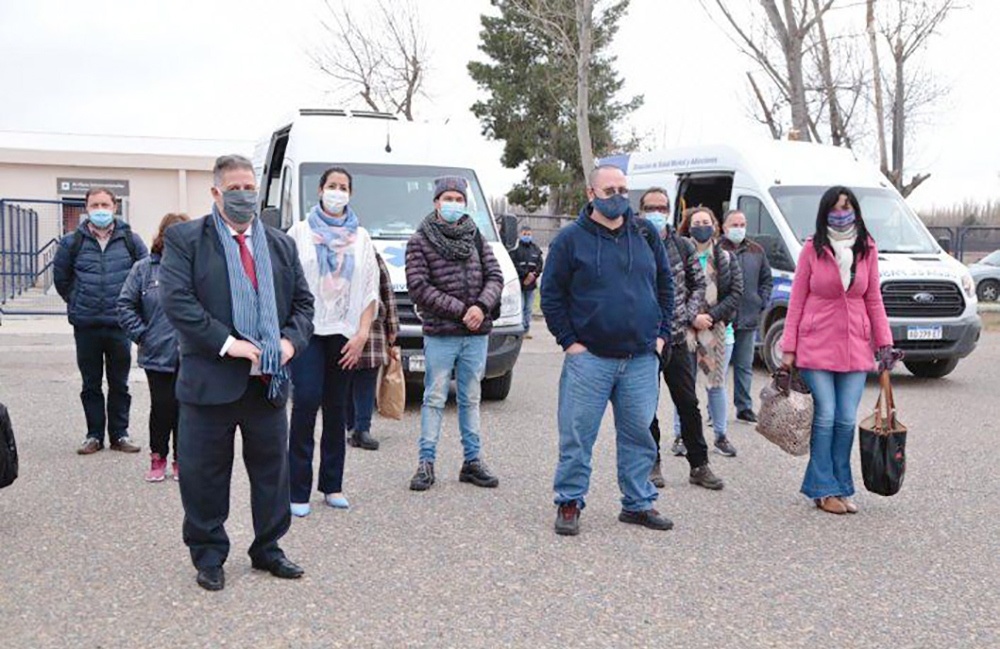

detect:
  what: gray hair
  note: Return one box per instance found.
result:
[213,154,254,186]
[722,209,745,225]
[587,164,625,188]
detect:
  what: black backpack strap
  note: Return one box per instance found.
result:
[69,229,84,263]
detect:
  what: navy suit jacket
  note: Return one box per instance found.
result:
[159,215,314,407]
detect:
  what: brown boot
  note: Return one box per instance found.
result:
[649,460,665,489]
[815,497,847,515]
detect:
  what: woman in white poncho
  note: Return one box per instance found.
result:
[286,166,379,517]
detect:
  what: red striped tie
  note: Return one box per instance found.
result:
[234,233,258,290]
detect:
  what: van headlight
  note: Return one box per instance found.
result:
[961,273,976,299]
[500,277,522,320]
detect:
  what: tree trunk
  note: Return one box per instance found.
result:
[891,45,906,187]
[785,32,812,142]
[867,0,889,176]
[812,0,844,146]
[575,0,595,182]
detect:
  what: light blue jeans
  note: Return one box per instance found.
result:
[521,289,534,333]
[798,369,868,499]
[419,335,489,463]
[675,342,734,441]
[554,350,659,512]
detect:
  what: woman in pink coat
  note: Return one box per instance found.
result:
[781,186,900,515]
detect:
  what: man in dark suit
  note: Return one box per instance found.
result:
[160,154,314,591]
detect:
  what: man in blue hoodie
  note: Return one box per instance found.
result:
[541,165,674,536]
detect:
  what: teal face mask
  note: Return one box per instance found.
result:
[642,212,668,234]
[439,201,467,223]
[88,209,114,228]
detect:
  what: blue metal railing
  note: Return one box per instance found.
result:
[0,200,41,305]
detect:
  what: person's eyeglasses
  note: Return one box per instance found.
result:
[641,206,670,214]
[597,186,629,197]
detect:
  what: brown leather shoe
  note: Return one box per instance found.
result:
[839,497,859,514]
[77,438,103,455]
[110,436,141,453]
[815,497,847,515]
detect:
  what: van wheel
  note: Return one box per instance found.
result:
[904,358,959,379]
[481,371,513,401]
[977,279,999,302]
[405,383,423,405]
[762,319,785,374]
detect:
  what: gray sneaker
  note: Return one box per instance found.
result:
[409,461,435,491]
[714,437,737,457]
[689,463,725,490]
[554,501,581,536]
[670,438,687,457]
[649,460,665,488]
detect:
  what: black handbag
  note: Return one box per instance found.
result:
[0,402,18,489]
[859,371,907,496]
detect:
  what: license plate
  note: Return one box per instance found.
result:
[907,326,942,341]
[408,355,426,373]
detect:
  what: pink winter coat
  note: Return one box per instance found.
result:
[781,238,892,372]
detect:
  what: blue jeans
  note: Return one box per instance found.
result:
[521,289,534,333]
[554,351,659,512]
[419,335,489,463]
[731,329,756,413]
[798,369,868,499]
[674,342,733,440]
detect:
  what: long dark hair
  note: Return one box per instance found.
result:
[812,186,870,259]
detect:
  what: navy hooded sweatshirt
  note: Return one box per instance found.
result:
[541,204,674,358]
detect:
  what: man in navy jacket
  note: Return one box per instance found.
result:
[541,165,674,536]
[54,187,148,455]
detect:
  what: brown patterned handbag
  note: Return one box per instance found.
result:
[756,366,813,456]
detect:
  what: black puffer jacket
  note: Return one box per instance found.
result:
[511,240,544,290]
[53,220,148,328]
[405,216,505,337]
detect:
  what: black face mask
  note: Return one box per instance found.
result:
[690,225,715,243]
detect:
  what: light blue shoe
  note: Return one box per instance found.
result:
[324,494,350,510]
[290,502,311,518]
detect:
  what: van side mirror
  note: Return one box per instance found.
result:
[260,207,281,230]
[935,235,951,254]
[498,214,520,251]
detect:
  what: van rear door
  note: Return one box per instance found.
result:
[258,125,292,228]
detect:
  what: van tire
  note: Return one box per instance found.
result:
[904,358,959,379]
[481,371,513,401]
[762,319,786,374]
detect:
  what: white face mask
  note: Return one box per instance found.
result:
[321,189,349,214]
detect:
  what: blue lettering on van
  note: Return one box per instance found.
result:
[770,275,792,307]
[382,245,407,267]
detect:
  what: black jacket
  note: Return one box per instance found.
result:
[159,216,314,407]
[116,254,180,373]
[511,240,544,290]
[720,237,773,330]
[53,219,148,328]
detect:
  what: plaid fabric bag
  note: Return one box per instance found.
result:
[356,252,399,370]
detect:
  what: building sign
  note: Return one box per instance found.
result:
[56,178,130,197]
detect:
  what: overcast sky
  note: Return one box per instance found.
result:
[1,0,997,210]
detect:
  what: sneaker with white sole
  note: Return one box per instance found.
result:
[714,437,737,457]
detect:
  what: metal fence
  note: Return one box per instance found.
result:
[927,225,1000,264]
[508,214,574,248]
[0,198,83,305]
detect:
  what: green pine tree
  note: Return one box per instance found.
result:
[468,0,643,214]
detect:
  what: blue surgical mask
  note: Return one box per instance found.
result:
[439,201,467,223]
[593,194,629,219]
[87,209,114,229]
[642,212,668,234]
[222,189,258,224]
[520,235,533,244]
[725,227,747,245]
[690,225,715,244]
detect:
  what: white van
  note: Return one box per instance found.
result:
[605,140,981,378]
[252,109,524,399]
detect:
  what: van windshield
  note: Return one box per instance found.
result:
[769,186,939,254]
[299,163,497,241]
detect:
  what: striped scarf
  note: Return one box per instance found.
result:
[211,207,286,399]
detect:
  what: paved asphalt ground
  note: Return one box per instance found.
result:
[1,318,998,649]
